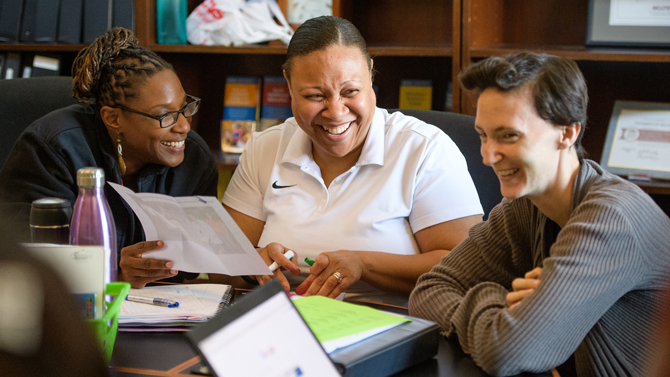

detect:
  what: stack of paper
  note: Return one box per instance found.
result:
[292,295,410,353]
[119,284,233,331]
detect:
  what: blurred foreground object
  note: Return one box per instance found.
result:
[0,220,108,376]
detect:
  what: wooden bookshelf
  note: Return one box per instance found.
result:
[2,0,668,210]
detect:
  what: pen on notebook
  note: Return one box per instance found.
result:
[268,250,295,272]
[304,257,315,266]
[194,195,207,203]
[126,295,180,308]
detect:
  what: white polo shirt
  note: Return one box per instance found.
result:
[223,108,482,302]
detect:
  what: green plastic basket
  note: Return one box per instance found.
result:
[87,282,131,365]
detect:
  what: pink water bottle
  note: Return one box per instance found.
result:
[69,167,117,285]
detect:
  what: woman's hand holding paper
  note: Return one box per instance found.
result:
[118,240,177,288]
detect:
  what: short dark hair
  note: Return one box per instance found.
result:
[72,27,173,107]
[459,52,588,159]
[282,16,372,81]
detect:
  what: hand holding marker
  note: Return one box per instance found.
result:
[268,250,295,272]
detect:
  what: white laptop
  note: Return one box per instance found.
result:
[187,280,342,377]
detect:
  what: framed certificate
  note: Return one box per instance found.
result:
[600,100,670,180]
[587,0,670,47]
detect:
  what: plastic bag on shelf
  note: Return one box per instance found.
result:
[186,0,293,46]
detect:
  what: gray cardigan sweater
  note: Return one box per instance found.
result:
[409,160,670,376]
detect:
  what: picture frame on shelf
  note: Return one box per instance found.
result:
[587,0,670,48]
[600,100,670,181]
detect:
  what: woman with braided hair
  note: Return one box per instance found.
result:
[0,28,219,288]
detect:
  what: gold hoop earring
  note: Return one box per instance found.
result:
[117,137,126,175]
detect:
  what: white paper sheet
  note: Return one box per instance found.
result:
[606,108,670,173]
[109,183,270,276]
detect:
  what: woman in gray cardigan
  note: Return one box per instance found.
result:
[409,52,670,377]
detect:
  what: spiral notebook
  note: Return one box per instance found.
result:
[119,284,233,331]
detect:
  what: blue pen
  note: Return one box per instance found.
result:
[126,294,179,308]
[194,195,207,203]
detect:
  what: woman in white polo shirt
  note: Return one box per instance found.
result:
[220,16,483,305]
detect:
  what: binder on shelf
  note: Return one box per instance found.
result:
[259,76,293,131]
[57,0,83,43]
[112,0,134,31]
[19,0,37,42]
[399,79,433,110]
[30,54,61,77]
[2,52,21,79]
[34,0,60,42]
[0,0,24,43]
[221,76,261,153]
[82,0,112,44]
[0,53,5,79]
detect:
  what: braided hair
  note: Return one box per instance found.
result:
[72,27,173,106]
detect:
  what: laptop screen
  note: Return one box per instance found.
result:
[189,281,341,377]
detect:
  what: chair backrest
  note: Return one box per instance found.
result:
[389,109,502,219]
[0,76,77,168]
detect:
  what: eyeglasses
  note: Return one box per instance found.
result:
[111,94,201,129]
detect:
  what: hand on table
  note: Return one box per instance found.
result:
[253,242,300,292]
[507,267,542,311]
[295,250,364,299]
[118,240,177,288]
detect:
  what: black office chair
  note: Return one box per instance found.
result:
[0,76,77,168]
[389,109,502,220]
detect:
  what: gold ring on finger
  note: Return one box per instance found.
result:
[331,271,343,284]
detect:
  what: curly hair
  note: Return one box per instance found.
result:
[459,52,588,159]
[71,27,173,106]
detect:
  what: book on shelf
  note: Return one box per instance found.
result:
[18,0,59,43]
[29,54,62,77]
[34,0,60,42]
[19,0,38,42]
[58,0,83,44]
[259,76,293,131]
[112,0,134,30]
[399,79,433,110]
[0,0,24,43]
[2,52,21,79]
[221,76,261,153]
[82,0,112,44]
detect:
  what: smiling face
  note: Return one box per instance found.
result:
[286,45,376,166]
[113,69,191,174]
[475,86,568,201]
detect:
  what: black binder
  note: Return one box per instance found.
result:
[0,0,24,42]
[82,0,111,44]
[34,0,60,42]
[329,315,440,377]
[57,0,82,44]
[112,0,134,31]
[30,54,61,77]
[0,53,5,79]
[2,52,21,79]
[18,0,37,42]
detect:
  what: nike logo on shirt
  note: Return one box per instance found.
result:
[272,181,296,189]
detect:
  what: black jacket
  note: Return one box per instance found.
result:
[0,104,219,263]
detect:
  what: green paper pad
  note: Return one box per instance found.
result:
[293,296,410,343]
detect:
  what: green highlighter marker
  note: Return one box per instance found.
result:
[304,257,315,266]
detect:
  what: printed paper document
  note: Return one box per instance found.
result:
[109,182,270,276]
